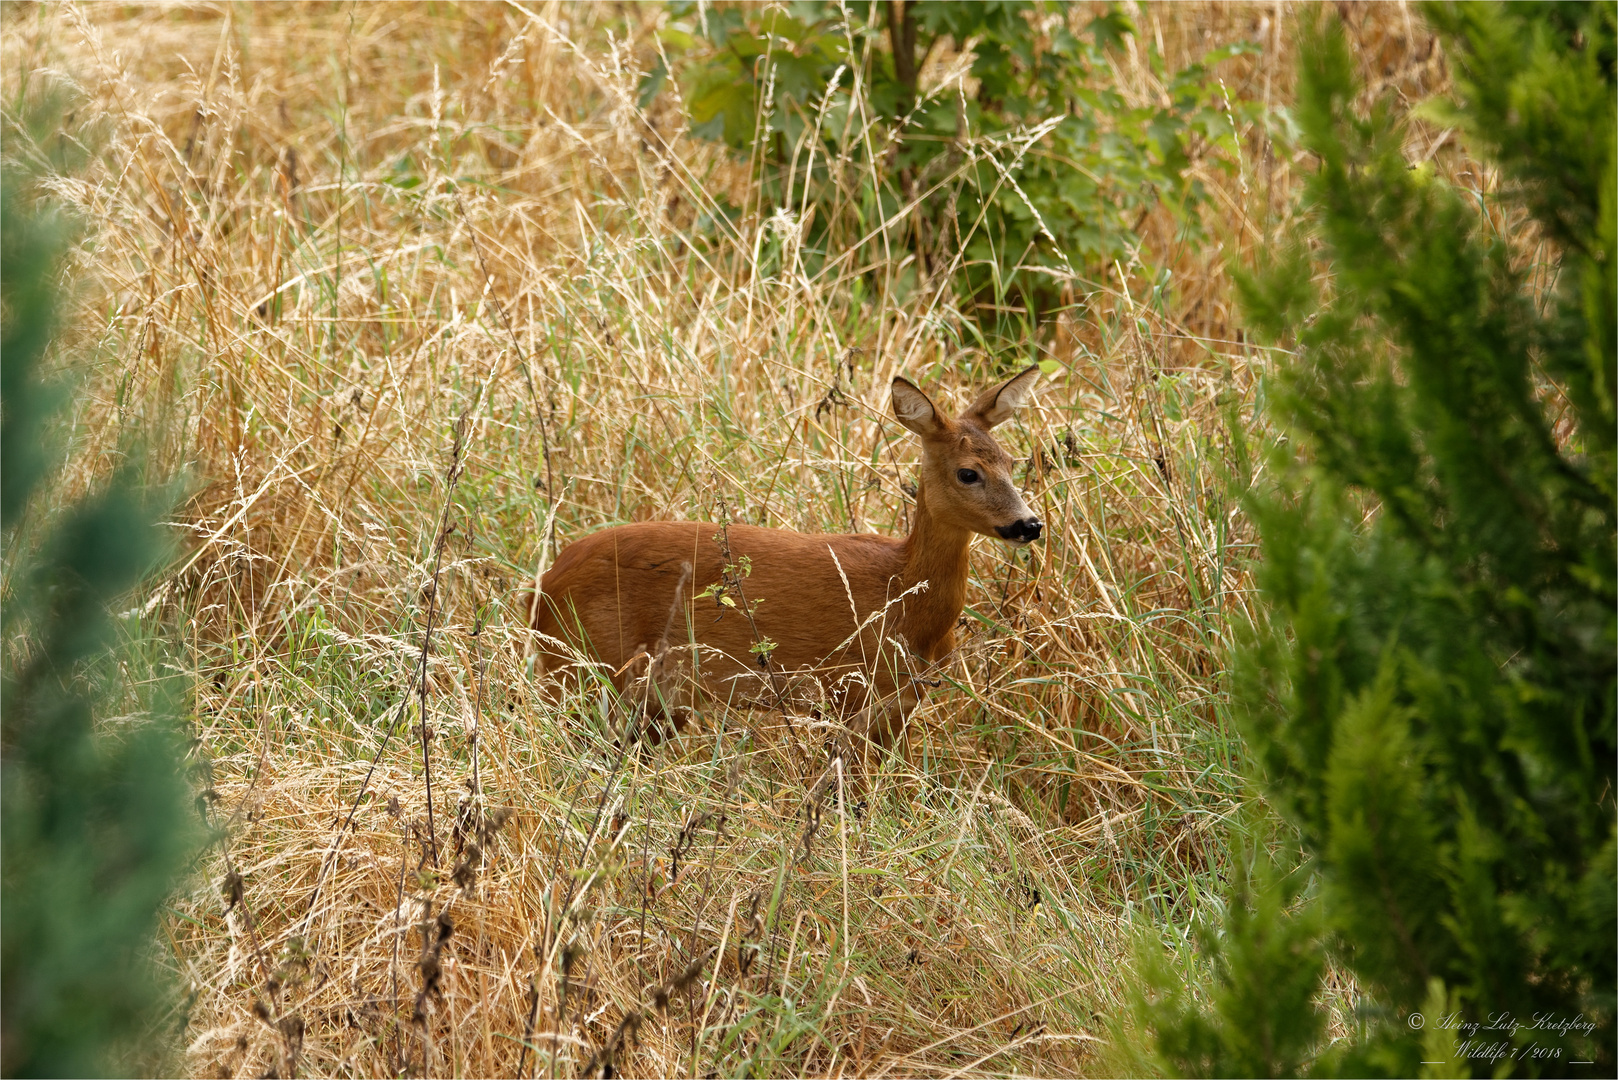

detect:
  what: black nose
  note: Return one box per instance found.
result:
[996,517,1043,543]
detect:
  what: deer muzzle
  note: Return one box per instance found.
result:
[996,516,1043,544]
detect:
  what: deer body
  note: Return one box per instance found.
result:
[526,368,1043,741]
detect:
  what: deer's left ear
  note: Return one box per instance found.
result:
[965,366,1041,428]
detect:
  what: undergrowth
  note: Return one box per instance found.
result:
[0,3,1465,1075]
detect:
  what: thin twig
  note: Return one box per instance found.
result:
[414,414,472,868]
[296,413,470,941]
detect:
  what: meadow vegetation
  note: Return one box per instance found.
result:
[0,3,1473,1075]
[1134,6,1615,1074]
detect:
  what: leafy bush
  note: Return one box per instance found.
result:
[1,131,199,1076]
[648,0,1261,336]
[1135,3,1615,1076]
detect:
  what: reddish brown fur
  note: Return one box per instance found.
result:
[525,368,1042,742]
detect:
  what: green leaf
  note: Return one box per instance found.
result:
[1087,10,1136,53]
[637,56,667,110]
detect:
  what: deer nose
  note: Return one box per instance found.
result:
[997,516,1043,543]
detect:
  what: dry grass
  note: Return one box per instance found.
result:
[2,2,1461,1076]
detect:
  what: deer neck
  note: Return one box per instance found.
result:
[897,482,973,657]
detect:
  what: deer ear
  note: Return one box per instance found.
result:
[966,366,1041,428]
[891,377,949,438]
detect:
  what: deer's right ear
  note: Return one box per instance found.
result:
[891,377,948,438]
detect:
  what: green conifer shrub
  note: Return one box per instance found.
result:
[1,130,200,1076]
[1135,4,1615,1075]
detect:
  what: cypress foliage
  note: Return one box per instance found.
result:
[1138,4,1615,1076]
[1,142,199,1073]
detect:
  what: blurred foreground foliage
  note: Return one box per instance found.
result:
[1,117,200,1075]
[1133,3,1616,1076]
[646,0,1264,340]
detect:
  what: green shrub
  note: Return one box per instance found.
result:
[649,0,1262,339]
[1,133,200,1077]
[1136,4,1615,1076]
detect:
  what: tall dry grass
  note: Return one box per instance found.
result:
[3,2,1460,1075]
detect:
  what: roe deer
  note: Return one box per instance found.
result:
[525,367,1042,747]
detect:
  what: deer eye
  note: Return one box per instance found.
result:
[956,468,981,485]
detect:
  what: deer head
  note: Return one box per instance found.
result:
[890,367,1043,544]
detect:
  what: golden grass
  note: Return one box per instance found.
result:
[2,2,1463,1075]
